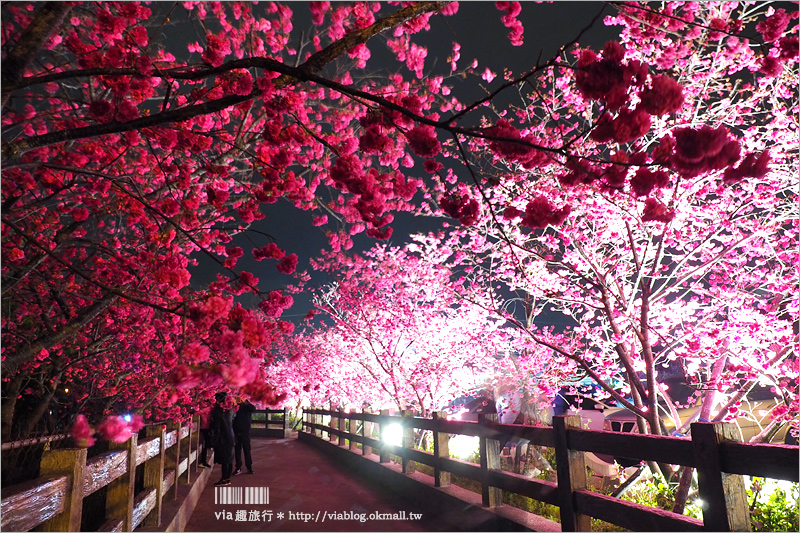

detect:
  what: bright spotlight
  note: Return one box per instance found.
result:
[449,435,480,460]
[123,414,132,422]
[693,498,705,509]
[381,423,403,446]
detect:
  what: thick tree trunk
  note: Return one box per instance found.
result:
[1,375,24,440]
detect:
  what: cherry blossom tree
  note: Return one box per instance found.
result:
[374,1,796,511]
[1,0,484,437]
[2,1,796,483]
[273,239,517,417]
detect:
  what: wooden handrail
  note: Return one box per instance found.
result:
[0,416,202,532]
[301,407,799,532]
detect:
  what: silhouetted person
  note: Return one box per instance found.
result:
[210,391,235,486]
[198,406,212,468]
[233,399,256,475]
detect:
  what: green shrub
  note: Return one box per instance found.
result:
[748,477,800,532]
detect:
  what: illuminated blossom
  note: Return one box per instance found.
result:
[259,290,294,318]
[779,36,799,59]
[671,125,741,177]
[638,75,685,116]
[496,1,523,46]
[72,207,90,221]
[405,125,441,158]
[71,415,95,447]
[88,100,114,123]
[611,107,651,144]
[756,9,790,42]
[641,198,674,223]
[169,364,203,390]
[253,243,285,261]
[575,41,648,111]
[630,168,670,197]
[182,341,210,363]
[723,151,771,183]
[97,415,133,443]
[485,119,548,168]
[519,196,571,229]
[277,253,298,274]
[440,193,481,226]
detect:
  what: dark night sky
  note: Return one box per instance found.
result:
[189,2,622,322]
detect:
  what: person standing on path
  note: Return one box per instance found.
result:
[197,406,213,469]
[233,398,256,475]
[210,391,235,486]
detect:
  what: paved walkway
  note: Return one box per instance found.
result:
[184,437,449,532]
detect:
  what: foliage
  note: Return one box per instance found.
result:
[748,477,800,532]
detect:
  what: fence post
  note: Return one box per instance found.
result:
[401,410,416,474]
[329,403,337,443]
[338,408,346,447]
[478,413,502,507]
[349,409,358,451]
[180,420,191,485]
[379,409,390,463]
[143,424,166,527]
[167,421,180,500]
[553,415,589,531]
[191,414,201,474]
[691,422,751,532]
[433,411,450,488]
[284,407,292,438]
[39,447,87,531]
[106,433,137,531]
[362,408,373,456]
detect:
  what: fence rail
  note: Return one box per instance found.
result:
[302,407,798,532]
[251,407,292,438]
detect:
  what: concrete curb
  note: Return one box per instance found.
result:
[139,453,214,532]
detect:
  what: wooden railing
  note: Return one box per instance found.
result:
[302,408,799,532]
[1,416,202,532]
[251,408,292,438]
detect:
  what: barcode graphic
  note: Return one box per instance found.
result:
[214,486,269,505]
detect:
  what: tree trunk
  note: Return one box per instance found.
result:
[1,375,24,440]
[20,371,63,439]
[671,465,694,515]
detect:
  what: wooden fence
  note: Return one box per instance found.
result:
[0,408,289,532]
[251,407,292,438]
[302,407,799,532]
[0,416,202,532]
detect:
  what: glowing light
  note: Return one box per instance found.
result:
[123,414,132,423]
[64,388,69,393]
[449,435,480,459]
[693,498,705,509]
[381,423,403,446]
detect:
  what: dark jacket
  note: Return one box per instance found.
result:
[210,403,235,463]
[233,400,256,433]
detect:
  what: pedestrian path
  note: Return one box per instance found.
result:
[184,437,447,532]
